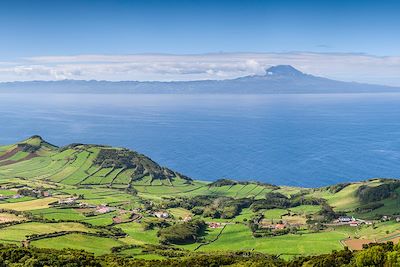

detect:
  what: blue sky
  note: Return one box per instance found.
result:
[1,0,400,84]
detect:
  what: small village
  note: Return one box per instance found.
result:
[331,216,374,227]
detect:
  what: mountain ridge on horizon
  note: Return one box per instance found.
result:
[1,65,399,94]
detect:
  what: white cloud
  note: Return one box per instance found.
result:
[1,52,400,86]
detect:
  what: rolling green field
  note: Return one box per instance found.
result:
[0,222,93,244]
[118,222,159,245]
[191,224,346,256]
[31,233,124,255]
[1,136,400,259]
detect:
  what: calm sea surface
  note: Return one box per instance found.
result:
[1,93,400,187]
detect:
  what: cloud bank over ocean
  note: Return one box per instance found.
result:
[1,52,399,86]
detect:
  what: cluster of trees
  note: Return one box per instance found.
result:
[251,225,295,238]
[251,192,291,211]
[161,195,215,210]
[142,218,170,231]
[248,213,297,238]
[17,143,41,153]
[316,204,342,222]
[202,197,253,219]
[208,178,279,189]
[355,202,385,213]
[250,192,325,212]
[356,180,400,203]
[93,148,186,182]
[0,245,100,267]
[111,244,187,257]
[161,195,252,219]
[17,187,46,198]
[157,219,206,245]
[93,148,138,168]
[2,242,400,266]
[325,182,351,193]
[59,143,85,151]
[208,179,239,187]
[124,186,138,196]
[162,191,327,222]
[0,244,287,267]
[26,231,84,242]
[291,242,400,267]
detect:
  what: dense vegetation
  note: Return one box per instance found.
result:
[209,178,278,189]
[325,182,351,193]
[161,195,252,219]
[250,192,325,212]
[93,148,188,181]
[356,180,400,203]
[1,243,400,266]
[157,220,206,244]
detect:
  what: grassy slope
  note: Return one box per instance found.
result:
[31,233,124,255]
[0,222,93,244]
[0,137,196,192]
[191,224,346,256]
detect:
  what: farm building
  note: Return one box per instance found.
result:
[96,205,115,214]
[207,222,222,229]
[112,217,123,224]
[274,223,286,230]
[349,221,359,227]
[183,216,192,222]
[338,216,353,223]
[42,191,51,197]
[154,211,169,219]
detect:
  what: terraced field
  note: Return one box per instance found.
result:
[0,136,194,190]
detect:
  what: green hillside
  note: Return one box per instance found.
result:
[1,136,400,260]
[0,135,192,188]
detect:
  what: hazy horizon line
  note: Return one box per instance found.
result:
[1,51,400,86]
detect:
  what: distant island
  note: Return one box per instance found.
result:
[1,135,400,266]
[1,65,400,94]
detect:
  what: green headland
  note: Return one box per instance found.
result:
[1,136,400,266]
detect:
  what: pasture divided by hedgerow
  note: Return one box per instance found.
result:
[31,233,124,255]
[1,137,400,258]
[191,224,346,256]
[0,222,94,244]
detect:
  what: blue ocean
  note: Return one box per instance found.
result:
[1,93,400,187]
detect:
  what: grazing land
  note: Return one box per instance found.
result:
[1,136,400,261]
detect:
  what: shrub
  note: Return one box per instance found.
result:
[157,220,206,245]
